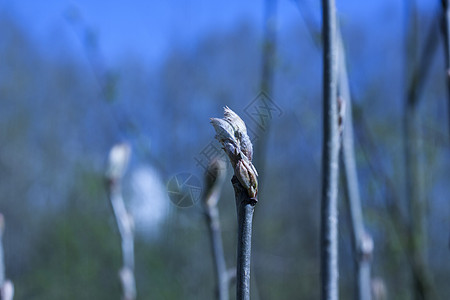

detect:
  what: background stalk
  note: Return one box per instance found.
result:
[320,0,340,299]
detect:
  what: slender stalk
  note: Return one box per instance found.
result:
[0,215,4,292]
[210,107,259,300]
[253,0,277,190]
[232,177,255,300]
[320,0,340,299]
[403,2,437,299]
[106,144,136,300]
[336,27,373,300]
[203,159,229,300]
[442,0,450,135]
[0,215,14,300]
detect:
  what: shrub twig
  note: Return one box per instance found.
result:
[210,107,258,300]
[202,159,229,300]
[336,26,373,300]
[106,144,136,300]
[320,0,340,299]
[0,214,14,300]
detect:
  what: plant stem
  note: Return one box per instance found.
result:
[336,27,373,300]
[106,144,136,300]
[210,107,258,300]
[320,0,339,299]
[403,2,437,299]
[108,181,136,300]
[253,0,277,190]
[442,0,450,135]
[0,215,14,300]
[205,205,229,300]
[203,159,229,300]
[232,177,255,300]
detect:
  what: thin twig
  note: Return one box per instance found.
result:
[253,0,277,191]
[203,159,229,300]
[320,0,340,299]
[210,107,259,300]
[0,214,14,300]
[403,2,438,299]
[442,0,450,135]
[336,25,373,300]
[106,144,136,300]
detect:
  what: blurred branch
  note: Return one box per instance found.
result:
[442,0,450,135]
[106,144,136,300]
[253,0,277,189]
[320,0,340,299]
[403,2,438,299]
[292,0,321,49]
[202,159,229,300]
[210,107,259,300]
[64,8,169,178]
[337,26,373,300]
[0,215,14,300]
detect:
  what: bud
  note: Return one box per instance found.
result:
[203,159,227,207]
[210,107,258,199]
[106,143,131,180]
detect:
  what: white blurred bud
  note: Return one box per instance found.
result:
[107,143,131,180]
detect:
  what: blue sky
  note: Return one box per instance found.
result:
[0,0,437,66]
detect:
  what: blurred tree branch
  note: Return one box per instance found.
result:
[253,0,277,190]
[403,2,439,299]
[441,0,450,135]
[202,159,230,300]
[106,144,136,300]
[337,25,373,300]
[0,215,14,300]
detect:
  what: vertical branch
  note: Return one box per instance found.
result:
[210,107,259,300]
[106,144,136,300]
[320,0,340,299]
[0,215,14,300]
[202,159,229,300]
[403,2,437,299]
[336,27,373,300]
[253,0,277,187]
[233,178,255,300]
[442,0,450,134]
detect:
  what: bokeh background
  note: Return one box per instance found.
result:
[0,0,448,299]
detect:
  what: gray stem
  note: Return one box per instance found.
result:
[337,27,373,300]
[232,176,255,300]
[204,204,229,300]
[442,0,450,135]
[107,180,136,300]
[320,0,340,299]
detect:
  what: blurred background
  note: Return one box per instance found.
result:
[0,0,448,299]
